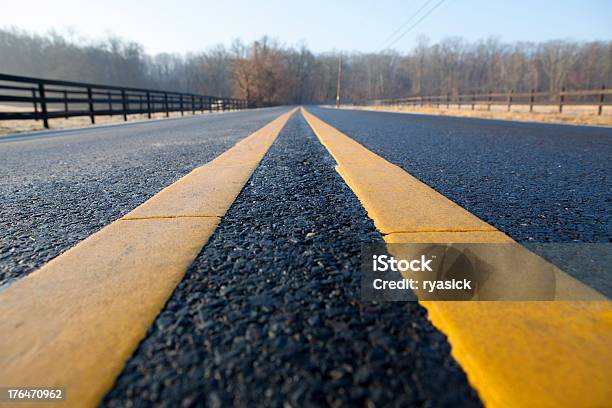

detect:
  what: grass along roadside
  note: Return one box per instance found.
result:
[338,104,612,127]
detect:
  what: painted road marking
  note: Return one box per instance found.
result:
[0,108,296,408]
[301,107,611,408]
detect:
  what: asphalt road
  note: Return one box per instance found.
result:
[2,107,610,406]
[309,107,612,296]
[103,112,480,408]
[0,107,289,287]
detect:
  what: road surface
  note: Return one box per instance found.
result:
[0,107,610,407]
[0,108,288,286]
[308,107,612,296]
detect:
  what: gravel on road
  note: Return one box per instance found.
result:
[103,112,481,408]
[0,108,289,287]
[309,107,612,296]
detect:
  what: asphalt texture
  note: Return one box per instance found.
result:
[309,107,612,296]
[103,112,481,407]
[0,107,289,287]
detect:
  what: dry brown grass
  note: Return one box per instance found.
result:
[0,104,215,136]
[340,104,612,127]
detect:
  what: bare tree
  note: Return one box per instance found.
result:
[0,28,609,104]
[539,40,578,93]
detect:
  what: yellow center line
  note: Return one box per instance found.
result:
[301,107,612,408]
[120,215,222,221]
[0,108,296,408]
[381,228,500,235]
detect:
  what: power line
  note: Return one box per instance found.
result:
[378,0,435,51]
[384,0,447,51]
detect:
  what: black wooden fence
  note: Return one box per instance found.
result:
[0,73,252,129]
[358,86,611,115]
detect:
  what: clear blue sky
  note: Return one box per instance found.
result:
[1,0,611,54]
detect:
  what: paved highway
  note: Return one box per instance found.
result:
[309,107,612,243]
[103,112,479,407]
[0,108,289,287]
[309,107,612,296]
[0,107,610,407]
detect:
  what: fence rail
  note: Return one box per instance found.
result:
[0,73,253,128]
[360,86,611,115]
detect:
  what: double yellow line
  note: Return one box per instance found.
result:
[0,106,609,407]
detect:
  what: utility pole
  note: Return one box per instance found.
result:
[336,53,342,108]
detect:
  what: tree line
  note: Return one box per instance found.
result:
[1,28,610,104]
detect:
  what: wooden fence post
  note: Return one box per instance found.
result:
[87,86,95,124]
[598,85,606,116]
[64,90,69,118]
[471,93,475,110]
[31,88,39,121]
[529,89,535,113]
[507,89,513,112]
[121,90,128,121]
[108,91,113,116]
[146,91,152,119]
[180,95,184,116]
[559,87,565,113]
[38,83,49,129]
[164,93,169,117]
